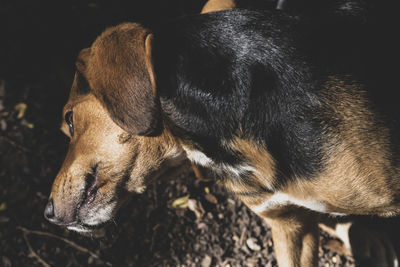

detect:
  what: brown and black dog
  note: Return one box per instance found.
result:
[44,0,400,266]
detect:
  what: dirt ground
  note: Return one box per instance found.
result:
[0,0,398,266]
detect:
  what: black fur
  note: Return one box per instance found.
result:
[152,7,399,186]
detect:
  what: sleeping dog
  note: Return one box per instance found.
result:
[44,5,399,267]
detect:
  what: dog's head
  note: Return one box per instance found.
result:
[44,23,184,233]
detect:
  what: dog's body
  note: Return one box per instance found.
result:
[153,9,400,216]
[45,6,400,267]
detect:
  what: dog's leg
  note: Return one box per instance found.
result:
[320,217,399,267]
[262,207,319,267]
[190,163,212,182]
[201,0,236,14]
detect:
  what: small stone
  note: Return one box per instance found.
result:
[0,119,6,132]
[246,237,261,251]
[201,255,212,267]
[232,235,239,243]
[188,199,205,219]
[227,198,235,205]
[88,256,94,265]
[2,256,11,267]
[245,256,258,267]
[197,222,208,231]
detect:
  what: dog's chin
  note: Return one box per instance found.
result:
[67,224,94,234]
[68,203,117,236]
[66,223,107,237]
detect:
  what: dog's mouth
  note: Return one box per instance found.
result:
[82,165,101,206]
[70,164,115,231]
[77,165,109,212]
[66,221,107,234]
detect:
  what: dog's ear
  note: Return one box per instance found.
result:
[85,24,160,136]
[75,48,91,75]
[68,48,92,97]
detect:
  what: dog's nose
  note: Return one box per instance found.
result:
[44,199,55,220]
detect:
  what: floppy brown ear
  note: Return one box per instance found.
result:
[75,48,91,75]
[67,48,92,98]
[86,23,160,136]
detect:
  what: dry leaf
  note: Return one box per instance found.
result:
[15,103,27,119]
[21,119,34,129]
[0,202,7,211]
[171,195,189,209]
[0,216,10,223]
[205,193,218,204]
[188,199,205,219]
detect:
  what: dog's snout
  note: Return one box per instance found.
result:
[44,199,55,220]
[44,198,75,226]
[84,165,99,205]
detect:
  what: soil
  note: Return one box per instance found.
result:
[0,1,396,266]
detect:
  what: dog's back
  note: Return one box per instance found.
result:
[153,9,400,200]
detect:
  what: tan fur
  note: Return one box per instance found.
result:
[282,78,400,216]
[201,0,236,13]
[86,23,160,136]
[263,207,319,267]
[228,138,277,191]
[144,34,157,96]
[47,6,400,266]
[188,0,237,183]
[51,92,183,224]
[191,163,212,182]
[218,77,400,266]
[50,0,239,230]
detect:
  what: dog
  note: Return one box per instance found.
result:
[44,1,400,266]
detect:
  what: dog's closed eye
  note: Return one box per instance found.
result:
[64,110,74,137]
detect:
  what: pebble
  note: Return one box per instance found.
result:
[0,119,6,131]
[246,237,261,251]
[201,255,212,267]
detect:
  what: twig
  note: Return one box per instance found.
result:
[21,231,51,267]
[0,135,34,154]
[0,136,47,160]
[17,226,112,266]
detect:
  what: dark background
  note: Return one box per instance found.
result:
[0,0,397,266]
